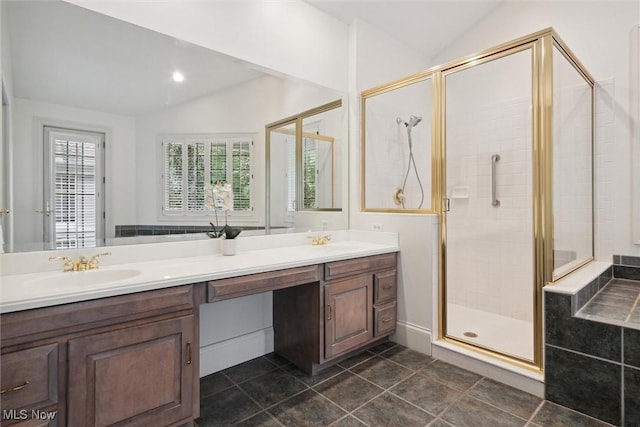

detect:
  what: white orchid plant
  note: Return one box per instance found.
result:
[204,182,241,239]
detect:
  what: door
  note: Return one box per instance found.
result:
[67,316,195,427]
[43,126,104,249]
[324,275,373,359]
[442,46,536,362]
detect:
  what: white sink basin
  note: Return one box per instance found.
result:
[24,269,141,290]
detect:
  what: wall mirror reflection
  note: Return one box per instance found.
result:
[361,74,433,213]
[0,0,347,253]
[267,100,343,233]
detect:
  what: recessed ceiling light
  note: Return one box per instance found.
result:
[172,71,184,83]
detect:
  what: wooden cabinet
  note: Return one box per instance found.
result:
[324,275,373,359]
[68,316,195,427]
[0,285,204,427]
[274,253,398,374]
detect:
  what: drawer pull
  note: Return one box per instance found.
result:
[327,305,332,321]
[382,284,393,290]
[0,380,29,395]
[381,316,393,323]
[186,341,192,365]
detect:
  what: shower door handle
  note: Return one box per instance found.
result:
[491,154,500,207]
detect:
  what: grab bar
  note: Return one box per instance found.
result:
[491,154,500,207]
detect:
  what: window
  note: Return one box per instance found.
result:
[302,137,317,209]
[44,126,105,249]
[162,135,252,215]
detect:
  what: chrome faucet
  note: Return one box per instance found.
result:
[49,252,112,271]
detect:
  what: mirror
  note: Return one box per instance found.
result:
[0,0,347,253]
[266,100,345,233]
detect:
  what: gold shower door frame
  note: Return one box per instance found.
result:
[435,29,595,371]
[360,28,594,371]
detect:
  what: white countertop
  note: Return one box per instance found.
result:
[0,231,399,313]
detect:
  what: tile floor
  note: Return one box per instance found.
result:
[197,342,614,426]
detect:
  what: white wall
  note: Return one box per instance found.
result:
[349,18,435,353]
[431,0,640,259]
[65,0,348,93]
[11,98,137,250]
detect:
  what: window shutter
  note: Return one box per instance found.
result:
[53,137,98,248]
[286,137,296,212]
[303,137,317,208]
[187,142,206,212]
[164,141,183,212]
[161,135,253,215]
[231,139,251,211]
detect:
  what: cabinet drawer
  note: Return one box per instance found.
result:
[1,344,58,417]
[374,270,397,304]
[324,253,397,281]
[1,286,196,345]
[374,301,397,337]
[208,265,321,302]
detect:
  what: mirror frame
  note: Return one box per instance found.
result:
[265,99,343,233]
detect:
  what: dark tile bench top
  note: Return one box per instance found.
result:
[575,278,640,330]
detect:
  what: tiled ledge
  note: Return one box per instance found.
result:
[575,278,640,330]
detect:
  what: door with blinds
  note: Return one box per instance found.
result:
[44,126,105,249]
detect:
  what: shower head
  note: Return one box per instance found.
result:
[405,115,422,129]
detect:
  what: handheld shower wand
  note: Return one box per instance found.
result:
[397,115,424,209]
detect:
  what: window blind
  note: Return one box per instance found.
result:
[162,135,252,215]
[52,137,98,248]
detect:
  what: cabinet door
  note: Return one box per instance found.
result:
[324,275,373,359]
[0,343,58,421]
[68,316,195,427]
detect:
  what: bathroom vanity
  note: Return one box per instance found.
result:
[0,234,398,426]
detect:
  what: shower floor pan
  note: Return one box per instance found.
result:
[447,303,534,361]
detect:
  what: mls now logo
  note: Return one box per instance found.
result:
[3,409,57,421]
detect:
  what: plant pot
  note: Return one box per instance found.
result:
[220,238,236,256]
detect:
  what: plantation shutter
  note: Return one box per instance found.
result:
[302,137,317,209]
[162,135,252,215]
[45,127,104,249]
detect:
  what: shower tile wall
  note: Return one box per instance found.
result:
[364,80,432,211]
[446,96,533,322]
[366,105,431,209]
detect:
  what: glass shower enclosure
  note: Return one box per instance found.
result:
[441,30,594,370]
[361,28,595,371]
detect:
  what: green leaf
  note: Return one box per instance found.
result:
[223,224,242,239]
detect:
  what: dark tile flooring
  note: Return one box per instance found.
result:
[197,343,614,426]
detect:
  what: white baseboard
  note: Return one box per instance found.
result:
[199,327,274,377]
[390,321,432,355]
